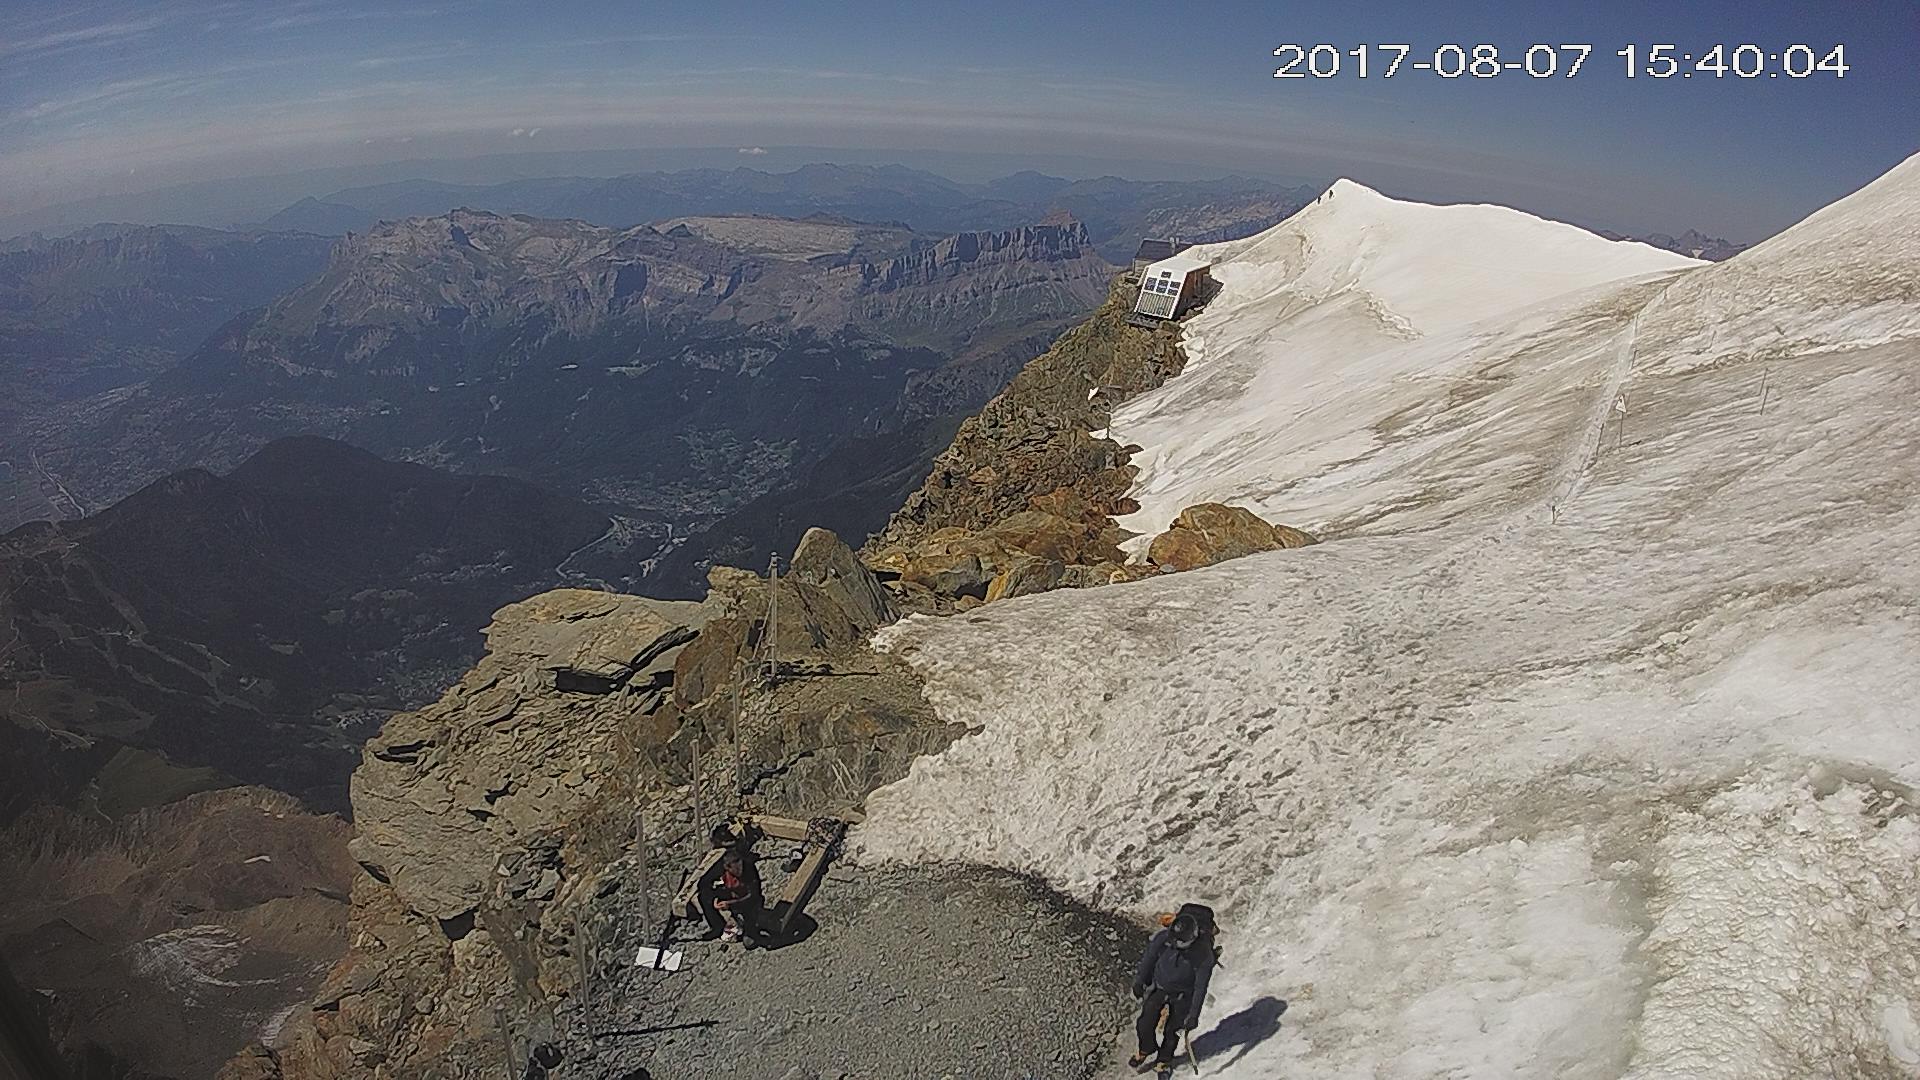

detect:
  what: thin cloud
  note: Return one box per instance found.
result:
[0,14,167,61]
[257,4,449,32]
[354,46,470,69]
[738,146,768,155]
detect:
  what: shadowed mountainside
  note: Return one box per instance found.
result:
[0,436,609,811]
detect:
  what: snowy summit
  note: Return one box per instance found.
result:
[858,156,1920,1077]
[1112,178,1702,547]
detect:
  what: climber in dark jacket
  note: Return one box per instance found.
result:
[1129,910,1215,1072]
[697,844,769,945]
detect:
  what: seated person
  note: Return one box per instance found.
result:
[696,827,770,945]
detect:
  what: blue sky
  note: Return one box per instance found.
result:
[1,0,1915,238]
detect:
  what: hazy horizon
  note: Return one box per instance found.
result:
[4,1,1917,242]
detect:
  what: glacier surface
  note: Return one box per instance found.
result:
[857,156,1920,1077]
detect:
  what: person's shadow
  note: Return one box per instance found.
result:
[1191,996,1288,1067]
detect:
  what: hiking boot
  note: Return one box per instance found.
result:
[1126,1051,1151,1071]
[1154,1062,1175,1079]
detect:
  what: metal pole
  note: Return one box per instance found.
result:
[691,738,703,847]
[575,914,592,1022]
[636,808,653,930]
[495,1007,517,1080]
[765,553,779,680]
[731,660,744,804]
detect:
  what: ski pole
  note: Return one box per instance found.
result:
[1185,1030,1200,1075]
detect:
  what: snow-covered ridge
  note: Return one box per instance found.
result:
[858,154,1920,1077]
[1201,178,1699,339]
[1109,180,1702,548]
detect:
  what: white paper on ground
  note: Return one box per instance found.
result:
[634,947,683,972]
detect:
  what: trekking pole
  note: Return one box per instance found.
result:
[1185,1029,1201,1075]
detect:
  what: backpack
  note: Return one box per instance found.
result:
[1175,902,1217,938]
[1159,902,1223,965]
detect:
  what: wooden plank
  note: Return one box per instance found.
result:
[770,845,831,934]
[745,814,811,842]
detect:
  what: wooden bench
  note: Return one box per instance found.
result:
[670,814,843,936]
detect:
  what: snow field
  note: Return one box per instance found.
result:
[857,156,1920,1076]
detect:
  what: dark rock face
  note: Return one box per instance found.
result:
[0,435,610,810]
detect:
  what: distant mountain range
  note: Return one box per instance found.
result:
[0,165,1748,584]
[48,210,1113,580]
[1598,226,1750,261]
[256,162,1325,263]
[260,162,1753,267]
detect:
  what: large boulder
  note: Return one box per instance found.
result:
[1146,503,1319,572]
[704,564,868,659]
[483,589,709,690]
[898,551,990,598]
[791,527,899,630]
[983,510,1123,566]
[985,555,1067,602]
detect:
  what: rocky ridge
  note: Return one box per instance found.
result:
[865,277,1316,611]
[249,529,961,1078]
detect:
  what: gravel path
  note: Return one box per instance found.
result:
[558,861,1151,1080]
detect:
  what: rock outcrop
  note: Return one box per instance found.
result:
[253,530,956,1079]
[790,526,898,629]
[861,283,1326,606]
[872,280,1186,551]
[1145,502,1319,572]
[859,280,1186,611]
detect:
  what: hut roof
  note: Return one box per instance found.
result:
[1143,252,1211,279]
[1132,238,1192,263]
